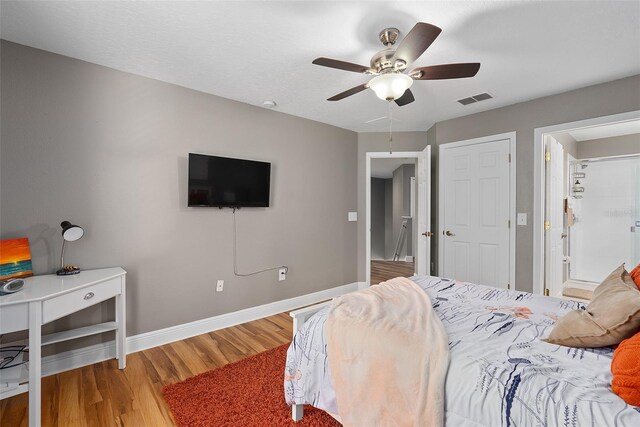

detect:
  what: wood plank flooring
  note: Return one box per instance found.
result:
[370,260,415,285]
[0,313,294,427]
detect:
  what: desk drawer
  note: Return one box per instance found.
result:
[42,278,121,324]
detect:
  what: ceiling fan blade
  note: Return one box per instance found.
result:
[392,22,442,66]
[394,89,415,107]
[312,57,371,73]
[327,83,369,101]
[410,63,481,80]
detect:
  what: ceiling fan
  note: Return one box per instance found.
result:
[313,22,480,106]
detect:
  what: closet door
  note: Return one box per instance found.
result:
[440,138,511,288]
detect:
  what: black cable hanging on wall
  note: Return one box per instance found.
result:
[232,207,288,277]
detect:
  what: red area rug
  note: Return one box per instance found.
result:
[162,343,341,426]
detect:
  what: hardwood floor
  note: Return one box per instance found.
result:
[0,313,294,426]
[370,260,415,285]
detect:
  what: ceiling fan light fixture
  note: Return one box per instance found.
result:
[369,73,413,101]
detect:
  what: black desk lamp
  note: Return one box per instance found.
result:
[56,221,84,276]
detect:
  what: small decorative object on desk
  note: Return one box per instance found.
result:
[0,238,32,295]
[56,220,84,276]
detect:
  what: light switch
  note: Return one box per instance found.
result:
[517,213,527,226]
[348,212,357,222]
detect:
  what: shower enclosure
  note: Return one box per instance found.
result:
[568,155,640,283]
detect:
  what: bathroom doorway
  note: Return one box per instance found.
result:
[535,114,640,298]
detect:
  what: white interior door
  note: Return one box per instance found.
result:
[440,139,511,288]
[544,135,564,296]
[416,145,431,275]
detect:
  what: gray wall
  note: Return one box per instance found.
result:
[370,177,386,260]
[428,74,640,292]
[577,133,640,158]
[0,41,358,348]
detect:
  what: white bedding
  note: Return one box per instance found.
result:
[285,275,640,426]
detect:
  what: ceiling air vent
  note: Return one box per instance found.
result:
[457,92,493,106]
[457,97,476,106]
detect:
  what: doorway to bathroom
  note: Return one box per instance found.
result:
[534,112,640,299]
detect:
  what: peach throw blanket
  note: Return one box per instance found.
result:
[325,277,449,427]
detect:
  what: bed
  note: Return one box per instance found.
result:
[284,275,640,426]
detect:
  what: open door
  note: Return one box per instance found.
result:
[544,135,564,297]
[416,145,431,275]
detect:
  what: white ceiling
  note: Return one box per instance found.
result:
[568,120,640,142]
[1,1,639,132]
[372,158,415,179]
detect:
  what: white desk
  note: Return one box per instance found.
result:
[0,267,126,427]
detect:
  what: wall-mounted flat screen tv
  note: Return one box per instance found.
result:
[188,153,271,207]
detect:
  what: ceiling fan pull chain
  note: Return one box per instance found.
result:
[388,100,393,154]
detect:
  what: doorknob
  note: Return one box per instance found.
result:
[445,230,455,236]
[422,231,434,237]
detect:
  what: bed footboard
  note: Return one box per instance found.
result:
[289,301,333,422]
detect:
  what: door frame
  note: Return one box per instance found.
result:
[365,151,420,285]
[438,131,517,288]
[532,110,640,296]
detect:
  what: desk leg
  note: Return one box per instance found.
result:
[115,277,127,369]
[28,301,42,427]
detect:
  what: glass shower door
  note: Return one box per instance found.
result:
[569,156,640,283]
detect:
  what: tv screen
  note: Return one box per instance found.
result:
[188,153,271,207]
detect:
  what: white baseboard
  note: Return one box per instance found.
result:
[404,256,414,262]
[127,281,361,353]
[33,281,362,384]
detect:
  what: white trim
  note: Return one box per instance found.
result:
[438,132,517,289]
[1,281,362,399]
[365,151,420,284]
[580,153,640,162]
[532,110,640,296]
[128,281,361,352]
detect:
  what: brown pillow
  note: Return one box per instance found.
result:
[545,264,640,347]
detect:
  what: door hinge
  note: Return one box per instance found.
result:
[544,288,550,297]
[507,283,511,290]
[508,153,511,163]
[544,220,550,231]
[508,219,511,228]
[545,151,551,162]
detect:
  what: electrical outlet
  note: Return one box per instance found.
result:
[517,213,528,226]
[279,268,287,281]
[216,280,224,292]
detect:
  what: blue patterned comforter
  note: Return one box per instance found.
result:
[285,275,640,426]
